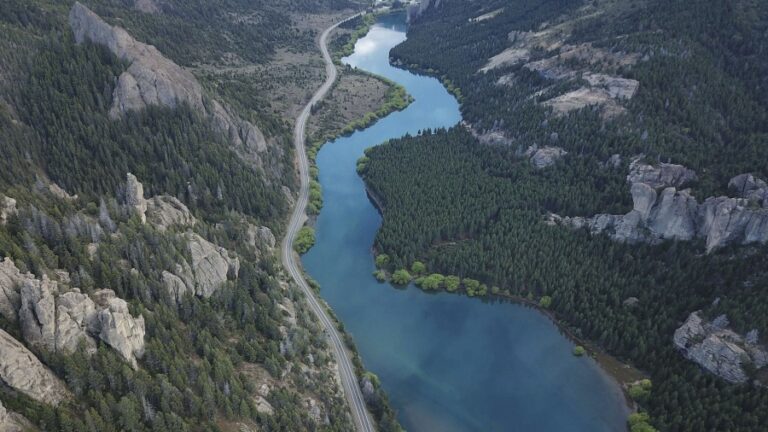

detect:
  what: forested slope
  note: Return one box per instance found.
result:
[0,1,401,431]
[360,0,768,430]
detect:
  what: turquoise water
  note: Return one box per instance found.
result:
[302,13,629,432]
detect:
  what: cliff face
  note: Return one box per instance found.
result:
[68,2,268,165]
[552,159,768,252]
[674,312,767,384]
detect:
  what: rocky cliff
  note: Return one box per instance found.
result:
[0,328,70,405]
[68,3,268,166]
[551,160,768,252]
[674,312,767,384]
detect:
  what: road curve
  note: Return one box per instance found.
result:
[280,13,376,432]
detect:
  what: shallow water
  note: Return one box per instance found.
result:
[302,13,628,432]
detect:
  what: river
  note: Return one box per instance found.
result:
[302,12,629,432]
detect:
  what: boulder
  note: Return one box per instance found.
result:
[627,159,697,189]
[68,3,267,161]
[674,312,767,384]
[247,225,276,250]
[146,195,195,231]
[186,233,239,298]
[93,289,146,369]
[125,173,147,223]
[161,270,192,305]
[729,173,768,207]
[525,145,567,169]
[0,329,70,405]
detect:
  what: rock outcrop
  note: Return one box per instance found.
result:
[161,232,239,302]
[15,269,144,366]
[19,277,58,353]
[0,258,26,321]
[247,224,276,250]
[674,312,767,384]
[626,159,697,189]
[68,3,267,163]
[134,0,160,14]
[552,161,768,252]
[92,289,146,369]
[125,173,147,223]
[146,195,196,231]
[525,145,567,169]
[0,328,70,405]
[407,0,441,23]
[186,233,240,298]
[0,195,16,224]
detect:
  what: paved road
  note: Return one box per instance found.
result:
[280,14,376,432]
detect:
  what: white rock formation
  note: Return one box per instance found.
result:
[68,3,267,161]
[674,312,768,384]
[16,270,144,366]
[0,195,16,224]
[93,289,146,369]
[525,145,567,169]
[125,173,147,223]
[186,233,240,298]
[0,328,70,405]
[146,195,195,231]
[247,224,276,250]
[161,233,239,302]
[552,161,768,252]
[627,159,697,189]
[19,277,58,353]
[0,258,27,321]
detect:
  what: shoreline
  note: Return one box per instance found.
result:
[359,184,643,411]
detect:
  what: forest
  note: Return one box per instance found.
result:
[361,0,768,430]
[0,0,404,431]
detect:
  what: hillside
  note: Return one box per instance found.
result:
[360,0,768,431]
[0,0,396,431]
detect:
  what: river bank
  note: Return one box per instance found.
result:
[362,180,645,404]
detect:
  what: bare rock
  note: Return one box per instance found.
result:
[247,225,276,250]
[186,233,240,298]
[56,290,98,354]
[0,328,70,405]
[698,196,768,252]
[19,277,58,353]
[0,195,16,224]
[648,188,698,241]
[729,173,768,207]
[674,312,767,384]
[125,173,147,223]
[134,0,160,14]
[93,289,145,369]
[69,3,267,162]
[525,145,567,169]
[0,258,27,321]
[146,195,195,231]
[627,159,697,189]
[0,399,34,432]
[161,270,192,304]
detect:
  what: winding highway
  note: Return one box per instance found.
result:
[280,13,375,432]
